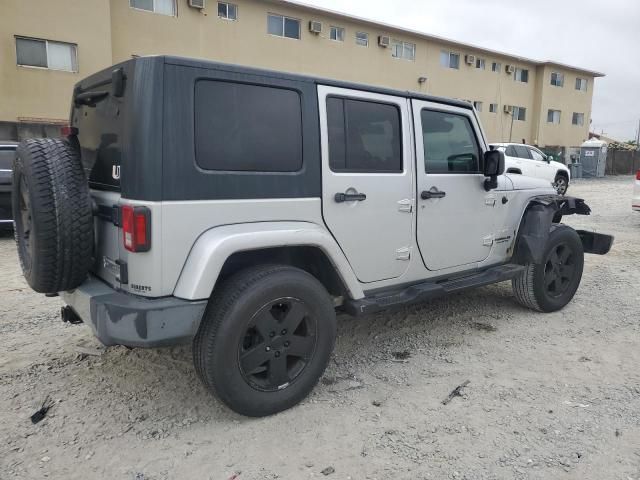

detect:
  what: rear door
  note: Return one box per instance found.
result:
[319,86,414,283]
[412,100,499,271]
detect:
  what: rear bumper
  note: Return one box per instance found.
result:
[60,276,208,347]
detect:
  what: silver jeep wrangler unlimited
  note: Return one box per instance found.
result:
[12,56,613,417]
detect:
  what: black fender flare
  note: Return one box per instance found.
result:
[512,195,613,264]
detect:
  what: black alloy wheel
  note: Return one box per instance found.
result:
[543,243,576,298]
[239,297,317,391]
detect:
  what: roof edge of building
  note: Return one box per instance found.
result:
[265,0,605,78]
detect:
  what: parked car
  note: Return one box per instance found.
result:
[0,142,18,228]
[12,56,613,417]
[634,170,640,212]
[490,142,571,195]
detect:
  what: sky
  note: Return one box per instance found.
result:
[303,0,640,142]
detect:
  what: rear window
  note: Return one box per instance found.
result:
[0,148,16,170]
[195,81,303,172]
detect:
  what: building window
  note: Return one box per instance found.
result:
[218,2,237,20]
[475,58,485,70]
[267,14,300,39]
[550,72,564,87]
[547,109,561,124]
[440,50,460,69]
[327,97,402,173]
[330,26,345,42]
[195,81,302,172]
[489,103,498,113]
[514,68,529,83]
[15,37,78,72]
[130,0,175,16]
[491,62,501,72]
[575,77,588,91]
[572,112,585,126]
[473,101,483,112]
[391,40,415,61]
[512,106,526,121]
[355,31,369,47]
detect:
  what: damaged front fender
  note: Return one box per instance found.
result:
[513,195,613,264]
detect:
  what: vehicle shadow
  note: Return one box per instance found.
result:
[72,282,521,425]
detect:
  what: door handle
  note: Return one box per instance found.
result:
[421,187,446,200]
[335,192,367,203]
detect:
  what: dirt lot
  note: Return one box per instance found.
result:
[1,176,639,480]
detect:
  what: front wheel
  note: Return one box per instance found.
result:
[554,174,569,195]
[512,224,584,312]
[193,265,336,417]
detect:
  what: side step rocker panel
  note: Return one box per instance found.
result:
[343,264,525,316]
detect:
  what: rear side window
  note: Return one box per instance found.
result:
[327,97,402,173]
[195,81,303,172]
[421,110,480,173]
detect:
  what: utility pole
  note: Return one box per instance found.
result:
[509,109,515,143]
[636,119,640,147]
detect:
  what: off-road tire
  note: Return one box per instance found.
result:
[512,224,584,312]
[12,138,94,293]
[193,264,336,417]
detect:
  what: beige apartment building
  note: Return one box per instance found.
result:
[1,0,603,159]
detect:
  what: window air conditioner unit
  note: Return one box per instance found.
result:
[465,54,476,65]
[378,35,391,47]
[505,64,515,74]
[189,0,205,8]
[309,20,322,34]
[504,105,513,114]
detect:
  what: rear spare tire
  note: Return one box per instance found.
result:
[12,138,94,293]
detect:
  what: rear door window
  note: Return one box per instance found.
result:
[513,145,532,159]
[195,81,303,172]
[326,97,402,173]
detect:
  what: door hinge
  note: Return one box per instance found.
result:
[483,235,494,246]
[397,198,413,213]
[396,247,411,261]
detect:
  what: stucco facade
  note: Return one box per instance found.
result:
[1,0,603,154]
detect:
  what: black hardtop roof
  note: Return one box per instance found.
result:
[79,55,472,111]
[163,55,472,109]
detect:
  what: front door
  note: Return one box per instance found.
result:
[529,147,555,181]
[319,86,414,283]
[412,100,498,271]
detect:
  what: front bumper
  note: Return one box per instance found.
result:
[60,276,208,347]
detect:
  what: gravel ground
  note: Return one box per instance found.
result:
[1,176,639,480]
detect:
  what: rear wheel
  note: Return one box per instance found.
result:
[193,265,336,417]
[512,224,584,312]
[554,174,569,195]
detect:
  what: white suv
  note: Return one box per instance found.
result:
[491,143,571,195]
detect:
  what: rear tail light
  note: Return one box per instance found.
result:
[121,205,151,252]
[60,125,78,137]
[636,170,640,181]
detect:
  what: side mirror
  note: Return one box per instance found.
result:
[483,150,505,191]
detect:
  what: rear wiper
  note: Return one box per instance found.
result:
[74,91,109,107]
